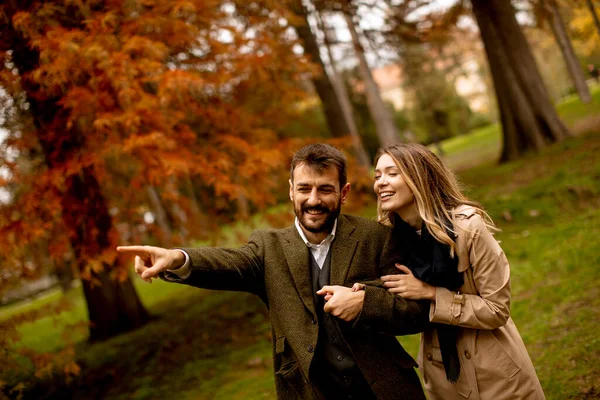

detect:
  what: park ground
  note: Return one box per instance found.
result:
[1,88,599,399]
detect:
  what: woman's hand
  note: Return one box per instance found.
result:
[381,264,436,300]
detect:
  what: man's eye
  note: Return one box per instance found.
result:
[298,188,310,193]
[320,189,333,194]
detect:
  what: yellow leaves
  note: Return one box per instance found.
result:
[569,8,600,56]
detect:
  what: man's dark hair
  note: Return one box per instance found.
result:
[290,143,347,188]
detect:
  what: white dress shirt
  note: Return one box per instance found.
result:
[294,217,337,269]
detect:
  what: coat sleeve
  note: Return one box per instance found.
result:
[352,226,431,336]
[430,214,511,329]
[353,285,431,335]
[160,230,267,299]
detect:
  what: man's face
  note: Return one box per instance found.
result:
[289,163,350,242]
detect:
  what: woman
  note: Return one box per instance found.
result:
[359,144,545,400]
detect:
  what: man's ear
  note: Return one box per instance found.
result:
[340,182,351,204]
[289,179,294,201]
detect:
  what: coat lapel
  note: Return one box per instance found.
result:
[282,226,316,316]
[329,215,359,286]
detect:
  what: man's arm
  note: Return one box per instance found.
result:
[355,285,430,335]
[117,231,266,297]
[317,285,429,335]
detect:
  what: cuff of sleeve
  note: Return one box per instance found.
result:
[430,287,456,324]
[352,285,393,331]
[164,249,191,280]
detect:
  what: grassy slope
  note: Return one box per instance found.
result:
[2,89,599,399]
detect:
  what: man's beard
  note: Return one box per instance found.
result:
[295,203,341,234]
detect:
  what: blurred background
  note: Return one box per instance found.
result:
[0,0,598,398]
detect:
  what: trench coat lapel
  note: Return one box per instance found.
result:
[282,226,316,317]
[329,216,359,286]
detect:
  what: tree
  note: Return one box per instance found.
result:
[1,1,149,341]
[289,0,353,139]
[342,0,402,146]
[470,0,571,161]
[540,0,591,103]
[0,0,313,344]
[314,8,371,166]
[585,0,600,37]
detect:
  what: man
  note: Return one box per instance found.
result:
[118,144,429,399]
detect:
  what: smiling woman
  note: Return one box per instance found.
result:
[361,143,546,400]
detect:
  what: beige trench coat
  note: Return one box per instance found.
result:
[418,205,545,400]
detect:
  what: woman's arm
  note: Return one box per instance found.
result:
[429,214,511,330]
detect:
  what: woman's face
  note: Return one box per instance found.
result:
[374,154,415,214]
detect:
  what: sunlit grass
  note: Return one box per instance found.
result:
[432,85,600,171]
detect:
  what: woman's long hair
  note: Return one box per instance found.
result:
[375,143,496,257]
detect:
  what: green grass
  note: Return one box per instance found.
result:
[1,95,599,399]
[433,85,600,171]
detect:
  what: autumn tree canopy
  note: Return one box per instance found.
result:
[0,0,315,341]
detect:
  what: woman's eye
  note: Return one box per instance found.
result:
[374,175,381,180]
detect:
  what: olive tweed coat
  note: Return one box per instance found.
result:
[173,214,430,399]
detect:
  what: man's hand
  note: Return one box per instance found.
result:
[116,245,185,283]
[381,264,436,300]
[316,285,365,322]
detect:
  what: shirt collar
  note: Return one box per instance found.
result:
[294,217,337,247]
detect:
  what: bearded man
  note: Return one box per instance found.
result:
[118,143,429,399]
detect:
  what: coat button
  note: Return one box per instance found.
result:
[426,353,432,361]
[337,355,343,361]
[307,345,315,353]
[464,350,471,359]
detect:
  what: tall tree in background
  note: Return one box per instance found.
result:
[540,0,591,103]
[314,7,371,166]
[290,0,353,139]
[471,0,571,161]
[342,0,402,146]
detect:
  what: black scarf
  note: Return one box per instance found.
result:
[384,215,462,382]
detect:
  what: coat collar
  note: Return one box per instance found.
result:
[281,215,359,317]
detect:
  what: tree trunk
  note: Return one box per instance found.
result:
[6,8,149,341]
[342,2,402,147]
[586,0,600,37]
[147,185,174,247]
[542,0,591,103]
[291,1,352,138]
[471,0,571,161]
[315,10,371,167]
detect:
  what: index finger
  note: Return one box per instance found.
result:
[316,285,337,295]
[116,246,151,256]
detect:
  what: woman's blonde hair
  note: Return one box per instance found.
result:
[375,143,495,257]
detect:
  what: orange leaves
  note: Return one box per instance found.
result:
[122,36,169,62]
[1,0,320,289]
[11,12,34,37]
[169,1,198,20]
[123,131,176,153]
